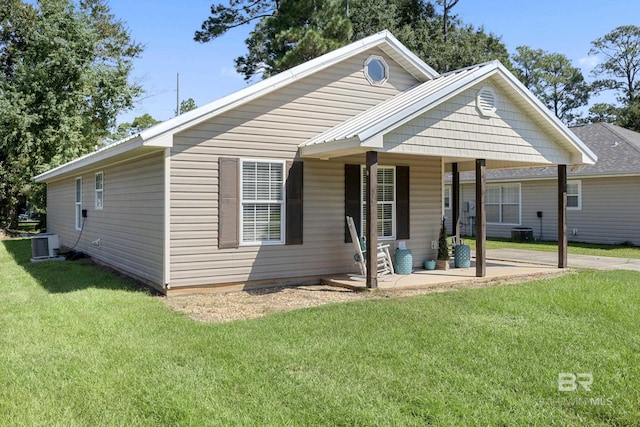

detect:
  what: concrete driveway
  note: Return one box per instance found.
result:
[486,249,640,272]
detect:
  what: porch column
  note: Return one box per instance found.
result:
[475,159,486,277]
[366,151,378,289]
[452,163,460,237]
[558,164,568,268]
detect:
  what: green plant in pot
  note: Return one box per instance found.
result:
[436,217,450,270]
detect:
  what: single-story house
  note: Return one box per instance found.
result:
[34,30,596,293]
[445,122,640,245]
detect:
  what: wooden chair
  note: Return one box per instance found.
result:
[346,216,394,277]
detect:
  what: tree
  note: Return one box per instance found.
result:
[109,113,159,141]
[617,100,640,132]
[589,25,640,105]
[438,0,459,43]
[512,46,589,124]
[195,0,511,80]
[512,46,545,90]
[579,103,620,124]
[177,98,197,115]
[0,0,142,226]
[194,0,278,43]
[233,0,352,80]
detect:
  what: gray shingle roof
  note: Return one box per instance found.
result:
[456,123,640,181]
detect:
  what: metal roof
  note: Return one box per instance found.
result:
[302,61,496,148]
[35,31,437,183]
[300,61,597,166]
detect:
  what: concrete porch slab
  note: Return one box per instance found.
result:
[321,259,566,291]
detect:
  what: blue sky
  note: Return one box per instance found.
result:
[108,0,640,124]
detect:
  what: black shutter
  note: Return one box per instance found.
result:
[218,157,239,249]
[286,161,303,245]
[396,166,410,239]
[345,164,361,242]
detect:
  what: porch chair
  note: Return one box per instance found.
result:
[449,218,464,258]
[346,216,395,277]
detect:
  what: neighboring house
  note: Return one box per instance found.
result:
[445,122,640,245]
[34,31,595,293]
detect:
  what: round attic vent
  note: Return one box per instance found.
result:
[476,86,497,116]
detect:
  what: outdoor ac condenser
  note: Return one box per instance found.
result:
[31,233,60,259]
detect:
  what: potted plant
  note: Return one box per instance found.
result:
[424,259,436,270]
[436,217,450,270]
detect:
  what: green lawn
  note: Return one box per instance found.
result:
[1,239,639,426]
[463,236,640,259]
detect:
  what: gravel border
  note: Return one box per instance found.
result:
[161,271,569,323]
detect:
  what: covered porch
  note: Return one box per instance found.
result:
[300,61,597,289]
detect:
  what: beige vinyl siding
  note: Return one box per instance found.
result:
[386,80,573,165]
[458,176,640,245]
[170,154,441,288]
[46,152,165,287]
[169,49,426,287]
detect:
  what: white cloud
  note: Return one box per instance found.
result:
[578,56,600,69]
[219,67,243,80]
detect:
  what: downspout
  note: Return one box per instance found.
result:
[163,147,171,290]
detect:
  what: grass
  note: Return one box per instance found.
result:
[463,236,640,259]
[1,239,639,425]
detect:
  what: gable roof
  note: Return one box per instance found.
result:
[35,30,438,183]
[456,123,640,181]
[300,60,597,166]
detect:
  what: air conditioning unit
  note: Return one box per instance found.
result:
[31,233,60,259]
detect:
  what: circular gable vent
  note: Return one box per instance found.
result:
[476,86,497,116]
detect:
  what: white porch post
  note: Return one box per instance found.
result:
[475,159,486,277]
[558,164,568,268]
[366,151,378,289]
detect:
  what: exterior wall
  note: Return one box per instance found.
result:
[386,80,573,165]
[170,153,442,288]
[169,48,431,288]
[47,152,165,287]
[449,176,640,245]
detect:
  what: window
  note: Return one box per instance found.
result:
[240,160,285,244]
[567,181,581,210]
[361,166,396,239]
[364,55,389,86]
[444,186,451,210]
[95,172,104,210]
[486,183,520,224]
[75,177,82,230]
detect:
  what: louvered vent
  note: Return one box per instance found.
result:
[476,87,497,116]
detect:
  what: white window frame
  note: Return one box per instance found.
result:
[364,55,389,86]
[567,180,582,211]
[444,186,451,210]
[486,183,521,225]
[361,166,396,240]
[95,172,104,210]
[239,159,286,245]
[75,177,82,231]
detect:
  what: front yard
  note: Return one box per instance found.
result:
[1,239,638,425]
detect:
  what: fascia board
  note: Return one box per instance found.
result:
[299,137,362,158]
[492,63,598,165]
[34,136,144,183]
